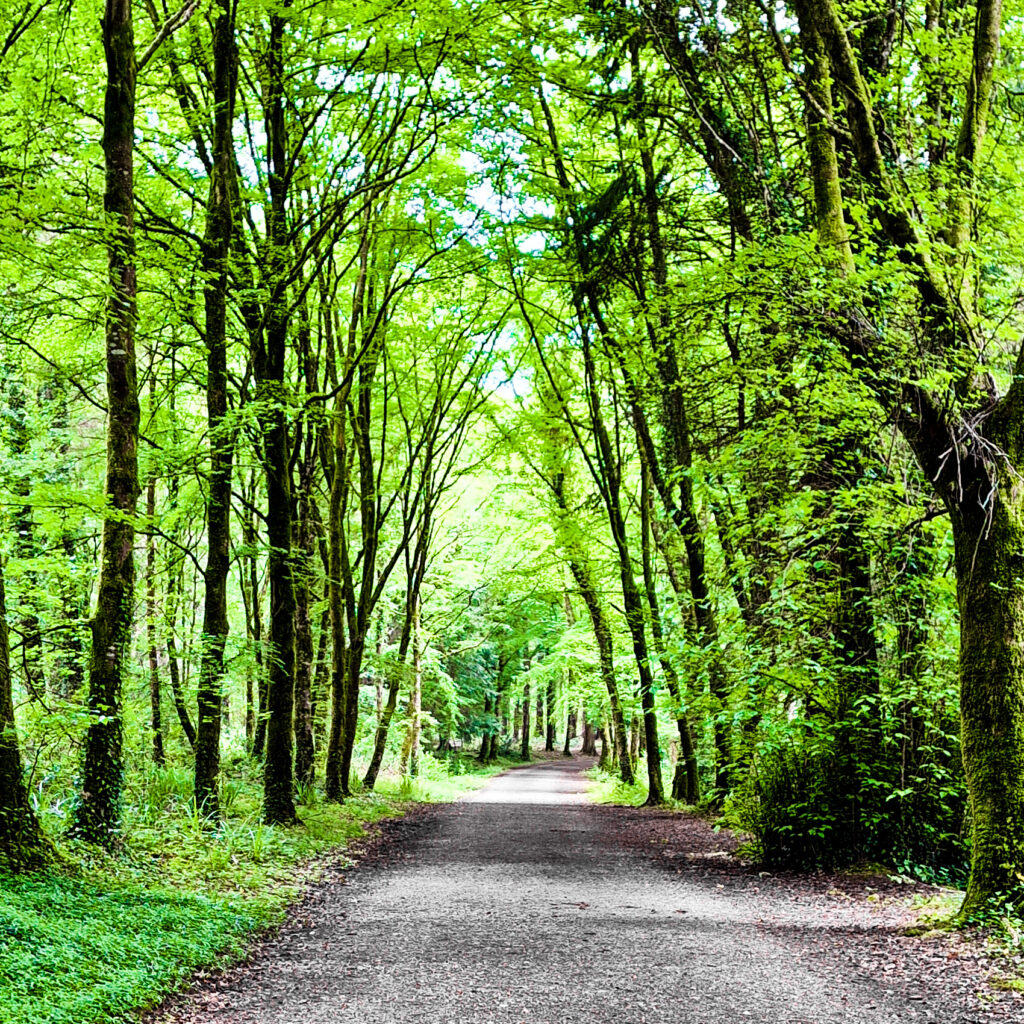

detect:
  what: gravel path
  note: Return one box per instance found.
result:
[153,760,1022,1024]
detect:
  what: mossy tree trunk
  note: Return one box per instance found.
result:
[793,0,1018,912]
[70,0,139,847]
[194,0,237,816]
[951,481,1024,916]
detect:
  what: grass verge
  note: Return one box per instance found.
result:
[0,753,506,1024]
[583,764,699,810]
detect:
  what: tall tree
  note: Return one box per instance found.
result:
[193,0,238,818]
[792,0,1021,914]
[69,0,140,846]
[256,3,297,825]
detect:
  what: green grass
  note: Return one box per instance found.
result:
[583,764,699,810]
[0,872,256,1024]
[0,753,503,1024]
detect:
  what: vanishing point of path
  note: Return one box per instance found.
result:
[155,761,1014,1024]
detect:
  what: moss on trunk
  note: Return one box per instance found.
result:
[954,489,1024,917]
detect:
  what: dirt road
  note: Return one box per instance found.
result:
[154,760,1012,1023]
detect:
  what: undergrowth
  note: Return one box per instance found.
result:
[584,764,699,811]
[0,751,501,1024]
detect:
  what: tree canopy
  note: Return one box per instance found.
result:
[1,0,1023,922]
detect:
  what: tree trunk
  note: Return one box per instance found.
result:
[166,630,195,748]
[71,0,139,847]
[0,563,52,869]
[146,467,164,767]
[292,445,317,789]
[243,489,268,760]
[641,468,699,803]
[953,497,1024,917]
[312,606,330,749]
[399,596,423,777]
[363,646,408,789]
[293,568,315,788]
[582,718,596,756]
[258,7,296,825]
[478,693,492,761]
[545,675,556,751]
[520,678,531,761]
[194,0,237,817]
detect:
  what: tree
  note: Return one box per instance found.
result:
[193,0,237,818]
[69,0,140,847]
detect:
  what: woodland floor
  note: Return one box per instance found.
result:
[148,759,1024,1024]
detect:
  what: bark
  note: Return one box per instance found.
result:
[478,693,492,761]
[324,230,365,801]
[0,562,52,869]
[70,0,140,847]
[292,443,317,789]
[399,596,423,776]
[166,629,195,748]
[545,675,556,751]
[641,471,699,803]
[324,396,349,800]
[146,467,164,767]
[258,7,296,824]
[582,718,597,756]
[193,0,237,816]
[520,677,531,761]
[242,488,268,760]
[312,606,330,749]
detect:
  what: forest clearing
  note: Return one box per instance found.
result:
[4,0,1024,1019]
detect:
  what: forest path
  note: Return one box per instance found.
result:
[154,760,997,1024]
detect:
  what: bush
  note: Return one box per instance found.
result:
[727,718,969,881]
[728,741,853,870]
